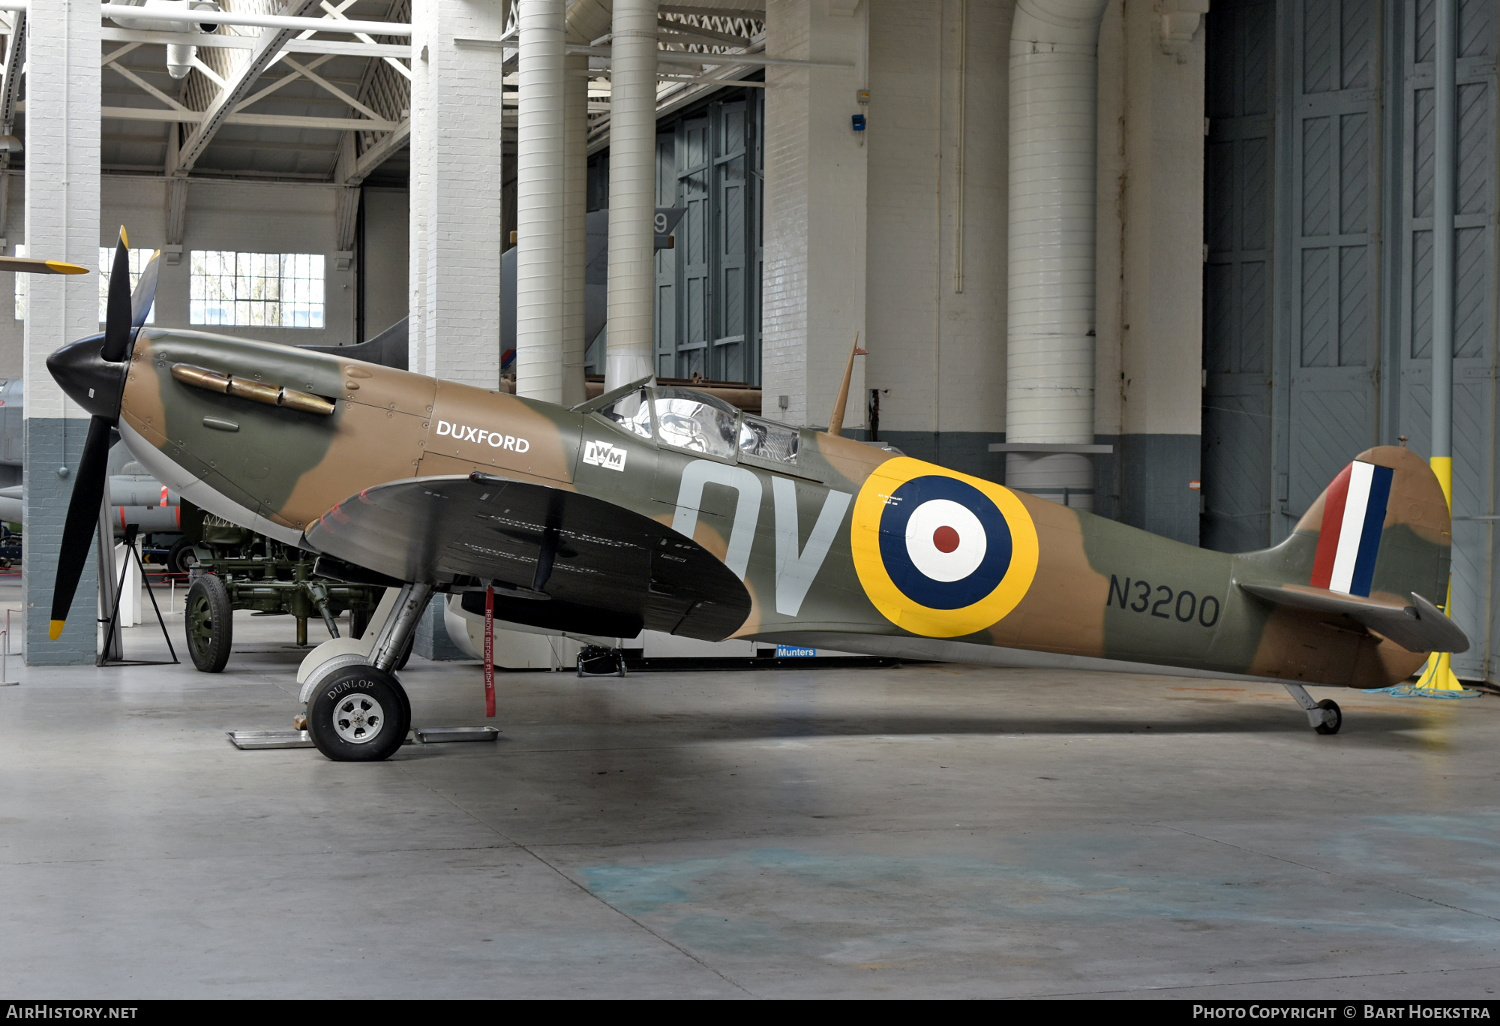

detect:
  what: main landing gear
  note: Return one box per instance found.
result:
[1283,683,1341,735]
[304,583,432,762]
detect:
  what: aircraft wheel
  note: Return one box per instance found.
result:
[1313,698,1342,736]
[306,664,410,762]
[184,574,233,673]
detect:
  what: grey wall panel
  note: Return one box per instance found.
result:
[1398,0,1496,677]
[652,91,763,384]
[1203,0,1278,553]
[1285,0,1381,528]
[1203,0,1499,680]
[712,100,750,383]
[654,130,678,377]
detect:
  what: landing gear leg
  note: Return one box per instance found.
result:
[304,582,433,762]
[367,583,433,673]
[1284,683,1341,735]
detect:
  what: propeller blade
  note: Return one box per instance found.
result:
[0,256,89,275]
[131,249,161,328]
[101,228,132,362]
[48,415,114,640]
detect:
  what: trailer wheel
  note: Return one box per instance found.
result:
[168,537,198,575]
[185,574,233,673]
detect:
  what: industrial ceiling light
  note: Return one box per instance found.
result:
[0,135,21,154]
[107,0,224,80]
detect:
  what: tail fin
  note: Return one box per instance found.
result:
[1241,445,1451,606]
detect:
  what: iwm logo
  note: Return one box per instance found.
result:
[436,420,530,453]
[583,439,627,472]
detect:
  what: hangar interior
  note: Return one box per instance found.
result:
[2,0,1500,1000]
[10,0,1499,677]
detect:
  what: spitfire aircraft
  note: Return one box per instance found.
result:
[45,233,1468,761]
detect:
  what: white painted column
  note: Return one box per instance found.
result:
[407,0,506,662]
[604,0,659,390]
[22,0,102,665]
[761,0,868,429]
[560,53,589,407]
[407,0,506,385]
[1093,0,1206,541]
[1004,0,1109,509]
[514,0,565,402]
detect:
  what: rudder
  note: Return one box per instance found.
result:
[1241,445,1450,606]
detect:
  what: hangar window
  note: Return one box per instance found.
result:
[96,247,157,325]
[653,387,739,458]
[189,251,325,328]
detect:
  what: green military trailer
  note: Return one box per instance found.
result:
[183,515,389,672]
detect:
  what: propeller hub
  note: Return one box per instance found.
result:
[46,332,129,421]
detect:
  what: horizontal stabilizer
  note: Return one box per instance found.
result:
[1237,581,1469,654]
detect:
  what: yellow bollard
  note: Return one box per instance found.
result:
[1413,455,1465,692]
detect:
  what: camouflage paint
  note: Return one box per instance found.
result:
[114,331,1454,690]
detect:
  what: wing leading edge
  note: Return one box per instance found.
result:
[304,473,752,642]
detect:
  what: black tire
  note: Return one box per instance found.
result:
[184,574,233,673]
[168,537,198,575]
[1313,698,1342,735]
[395,632,414,671]
[349,606,371,641]
[306,664,410,762]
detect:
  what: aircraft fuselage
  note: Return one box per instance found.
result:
[114,328,1442,690]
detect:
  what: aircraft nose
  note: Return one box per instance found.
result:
[46,332,128,421]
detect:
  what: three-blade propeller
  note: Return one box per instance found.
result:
[48,228,160,640]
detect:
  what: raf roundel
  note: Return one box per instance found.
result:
[851,457,1039,638]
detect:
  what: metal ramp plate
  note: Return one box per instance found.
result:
[414,726,500,744]
[228,730,314,750]
[228,726,498,749]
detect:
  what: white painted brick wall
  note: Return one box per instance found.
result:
[1094,0,1206,439]
[22,0,103,664]
[762,0,867,430]
[363,187,410,339]
[22,0,101,415]
[408,0,505,387]
[865,0,1010,437]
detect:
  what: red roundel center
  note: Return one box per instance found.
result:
[932,525,961,553]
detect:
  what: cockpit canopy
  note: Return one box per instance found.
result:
[598,385,800,466]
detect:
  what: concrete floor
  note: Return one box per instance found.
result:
[1,582,1498,998]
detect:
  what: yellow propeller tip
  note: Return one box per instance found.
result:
[119,226,129,248]
[48,620,64,640]
[44,261,89,275]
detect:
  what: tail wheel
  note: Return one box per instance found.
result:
[1313,698,1342,735]
[184,573,233,673]
[306,664,410,762]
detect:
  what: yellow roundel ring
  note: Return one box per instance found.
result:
[850,456,1039,638]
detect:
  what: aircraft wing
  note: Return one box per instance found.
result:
[1236,581,1470,654]
[303,473,751,641]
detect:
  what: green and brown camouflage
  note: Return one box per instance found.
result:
[88,326,1460,690]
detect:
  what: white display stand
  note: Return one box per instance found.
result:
[111,540,142,627]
